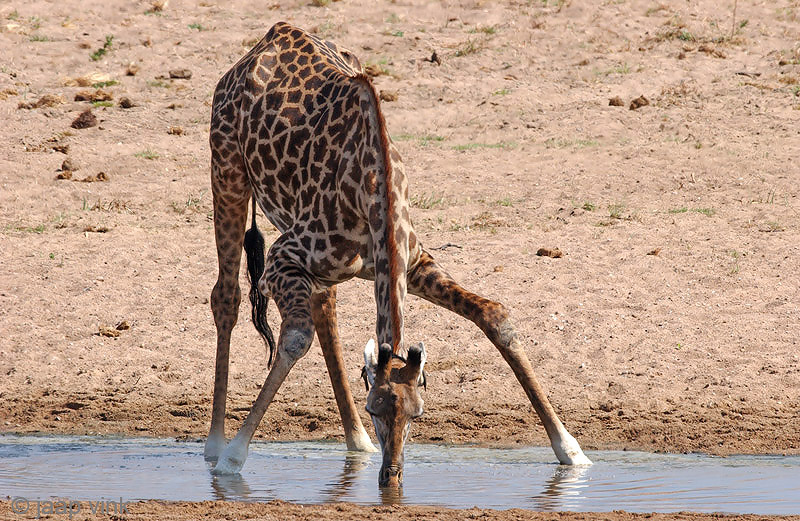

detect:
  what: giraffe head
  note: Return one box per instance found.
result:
[362,339,426,488]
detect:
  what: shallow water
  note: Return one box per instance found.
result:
[1,435,798,514]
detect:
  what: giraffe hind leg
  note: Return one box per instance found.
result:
[407,250,591,465]
[205,155,252,462]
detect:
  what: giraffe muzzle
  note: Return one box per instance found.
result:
[379,464,403,488]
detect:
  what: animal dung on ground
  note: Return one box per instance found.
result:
[536,247,563,258]
[608,96,624,106]
[74,89,113,102]
[55,171,72,180]
[79,172,109,183]
[119,97,135,109]
[18,94,64,109]
[71,109,98,129]
[96,325,120,338]
[379,90,398,102]
[629,95,649,110]
[169,69,192,79]
[167,126,184,135]
[83,225,110,233]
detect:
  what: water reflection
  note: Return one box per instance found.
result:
[321,452,373,502]
[211,472,253,500]
[532,463,590,511]
[379,484,404,505]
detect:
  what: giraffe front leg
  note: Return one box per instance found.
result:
[212,257,316,475]
[311,286,377,452]
[407,250,591,466]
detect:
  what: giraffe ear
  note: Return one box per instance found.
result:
[406,342,427,389]
[363,339,378,387]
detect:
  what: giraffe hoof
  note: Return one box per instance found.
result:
[347,429,379,452]
[203,435,226,462]
[552,431,593,466]
[211,442,248,475]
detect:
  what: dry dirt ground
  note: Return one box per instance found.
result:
[1,0,799,519]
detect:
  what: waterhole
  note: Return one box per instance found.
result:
[1,435,798,514]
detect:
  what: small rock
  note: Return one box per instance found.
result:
[71,109,98,129]
[536,247,563,258]
[379,90,398,102]
[629,95,649,110]
[126,62,140,76]
[169,68,192,79]
[608,96,624,106]
[647,247,662,256]
[61,158,77,172]
[167,126,184,135]
[119,97,135,109]
[493,265,504,272]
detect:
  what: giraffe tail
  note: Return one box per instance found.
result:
[243,196,277,367]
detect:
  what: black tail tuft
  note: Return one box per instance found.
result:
[243,197,276,367]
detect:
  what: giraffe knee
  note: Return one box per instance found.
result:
[279,327,314,362]
[480,302,514,347]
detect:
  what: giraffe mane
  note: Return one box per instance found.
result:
[350,73,403,354]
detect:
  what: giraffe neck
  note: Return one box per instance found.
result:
[353,74,409,353]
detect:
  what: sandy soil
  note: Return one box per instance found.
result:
[2,499,800,521]
[1,0,799,518]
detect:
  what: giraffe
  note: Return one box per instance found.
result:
[205,22,591,486]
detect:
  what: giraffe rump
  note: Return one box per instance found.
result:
[243,197,276,367]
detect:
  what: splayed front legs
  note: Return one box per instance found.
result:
[407,250,591,466]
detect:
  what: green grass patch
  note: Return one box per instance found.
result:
[410,193,445,209]
[468,25,497,35]
[452,142,516,151]
[188,22,204,30]
[91,101,113,107]
[581,202,596,211]
[669,207,688,214]
[134,149,159,160]
[692,207,715,217]
[90,35,114,61]
[392,133,445,146]
[492,88,511,96]
[29,34,50,42]
[91,80,118,88]
[455,38,485,57]
[545,138,599,148]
